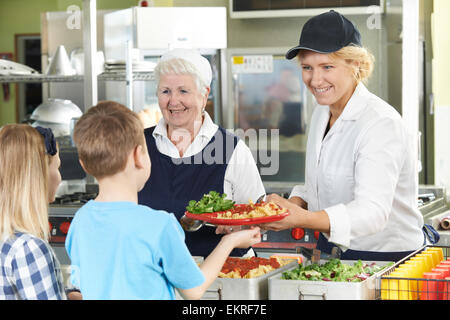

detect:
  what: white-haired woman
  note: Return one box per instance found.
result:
[260,10,429,261]
[138,49,265,257]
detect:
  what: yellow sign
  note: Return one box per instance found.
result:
[233,56,244,65]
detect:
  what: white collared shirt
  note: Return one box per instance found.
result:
[291,83,424,252]
[152,112,265,204]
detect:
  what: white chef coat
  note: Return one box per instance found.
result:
[290,83,424,253]
[152,111,265,204]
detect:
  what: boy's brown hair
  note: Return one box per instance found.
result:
[73,101,146,179]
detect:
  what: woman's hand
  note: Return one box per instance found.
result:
[288,196,308,209]
[258,193,305,231]
[260,193,330,233]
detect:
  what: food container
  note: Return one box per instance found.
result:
[377,245,450,300]
[268,260,392,300]
[201,259,298,300]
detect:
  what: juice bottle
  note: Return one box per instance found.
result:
[418,251,439,268]
[426,247,444,263]
[432,268,447,299]
[404,260,426,299]
[414,253,434,271]
[421,272,443,300]
[381,270,410,300]
[396,264,418,300]
[411,256,432,273]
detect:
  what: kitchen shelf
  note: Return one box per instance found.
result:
[98,72,155,81]
[0,72,155,83]
[0,74,83,83]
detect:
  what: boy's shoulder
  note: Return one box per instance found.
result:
[75,200,175,223]
[135,204,175,221]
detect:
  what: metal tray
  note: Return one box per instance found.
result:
[201,260,298,300]
[268,260,392,300]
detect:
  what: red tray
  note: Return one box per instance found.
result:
[185,203,289,226]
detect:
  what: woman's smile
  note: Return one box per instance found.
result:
[313,86,333,94]
[168,106,188,114]
[300,51,356,112]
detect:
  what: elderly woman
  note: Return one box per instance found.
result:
[260,10,428,261]
[138,49,265,257]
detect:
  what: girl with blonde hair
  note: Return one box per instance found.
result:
[0,124,67,299]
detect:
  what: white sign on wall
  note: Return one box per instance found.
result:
[231,55,273,74]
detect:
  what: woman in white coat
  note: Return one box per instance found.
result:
[260,10,430,261]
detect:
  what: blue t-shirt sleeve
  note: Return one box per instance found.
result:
[158,215,205,289]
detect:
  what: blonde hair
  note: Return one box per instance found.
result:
[73,101,145,179]
[298,46,375,83]
[0,124,52,241]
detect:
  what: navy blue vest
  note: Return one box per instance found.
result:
[138,126,247,257]
[316,233,415,261]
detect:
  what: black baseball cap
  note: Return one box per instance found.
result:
[285,10,362,60]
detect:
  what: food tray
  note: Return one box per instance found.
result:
[268,260,392,300]
[185,204,289,226]
[201,259,298,300]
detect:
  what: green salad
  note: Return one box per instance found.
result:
[282,259,393,282]
[186,191,235,214]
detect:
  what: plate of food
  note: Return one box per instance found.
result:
[185,191,289,226]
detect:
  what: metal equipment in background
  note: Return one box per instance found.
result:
[101,6,227,129]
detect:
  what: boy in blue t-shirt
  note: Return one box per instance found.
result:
[66,101,261,300]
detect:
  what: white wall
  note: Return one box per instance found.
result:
[432,0,450,202]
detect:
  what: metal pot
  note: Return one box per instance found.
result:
[31,98,82,125]
[31,120,70,138]
[31,98,82,137]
